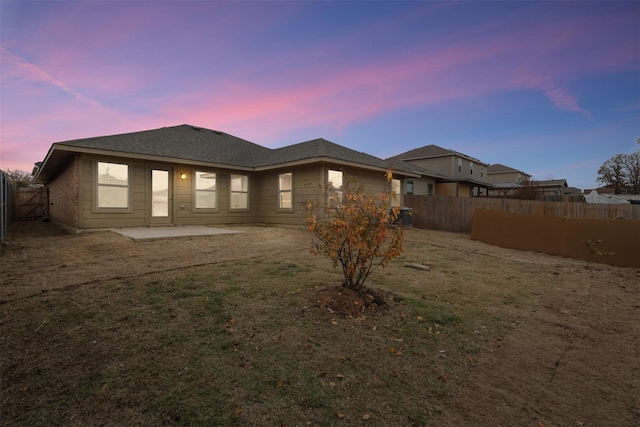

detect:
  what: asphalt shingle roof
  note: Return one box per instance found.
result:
[260,138,398,170]
[57,125,271,168]
[487,163,529,175]
[389,144,487,165]
[37,125,425,183]
[389,144,452,160]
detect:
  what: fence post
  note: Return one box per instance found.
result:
[0,170,12,243]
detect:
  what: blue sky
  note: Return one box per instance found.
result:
[1,1,638,190]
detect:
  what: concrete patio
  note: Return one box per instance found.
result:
[109,225,243,240]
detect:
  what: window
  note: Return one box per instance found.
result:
[230,174,248,209]
[195,171,216,209]
[278,172,293,209]
[327,169,343,204]
[97,161,129,209]
[405,180,414,195]
[458,158,462,173]
[470,162,474,175]
[391,179,401,206]
[480,166,484,178]
[427,183,434,195]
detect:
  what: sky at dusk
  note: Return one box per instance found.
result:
[1,1,638,190]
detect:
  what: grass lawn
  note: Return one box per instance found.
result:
[1,231,553,426]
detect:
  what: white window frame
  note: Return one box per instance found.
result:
[470,161,474,175]
[458,158,462,173]
[405,180,414,195]
[391,179,401,207]
[427,183,434,196]
[95,161,131,211]
[480,166,484,178]
[229,174,249,210]
[327,169,343,205]
[278,172,293,211]
[193,171,217,211]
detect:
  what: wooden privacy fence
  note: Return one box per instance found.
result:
[13,187,47,221]
[471,209,640,268]
[404,195,640,233]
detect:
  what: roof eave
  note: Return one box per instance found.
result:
[255,157,422,178]
[35,144,257,184]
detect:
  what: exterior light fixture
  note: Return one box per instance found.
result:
[180,173,187,180]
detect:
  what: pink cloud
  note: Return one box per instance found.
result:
[2,2,636,173]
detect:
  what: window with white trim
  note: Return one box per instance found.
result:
[458,158,462,173]
[470,161,474,175]
[230,174,248,209]
[405,180,414,195]
[97,161,129,209]
[428,183,434,195]
[391,179,401,207]
[327,169,343,205]
[194,171,217,209]
[278,172,293,209]
[480,166,484,178]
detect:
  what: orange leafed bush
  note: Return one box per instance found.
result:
[304,171,404,292]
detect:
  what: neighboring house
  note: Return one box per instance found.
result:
[531,179,568,197]
[389,144,492,197]
[33,125,433,231]
[583,185,616,195]
[486,163,532,197]
[564,187,583,197]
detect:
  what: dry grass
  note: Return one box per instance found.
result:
[2,224,637,426]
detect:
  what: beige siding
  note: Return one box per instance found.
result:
[487,171,530,184]
[436,182,472,197]
[405,177,436,196]
[408,157,454,177]
[254,165,324,225]
[65,155,418,230]
[406,156,489,184]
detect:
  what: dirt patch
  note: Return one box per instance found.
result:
[1,220,639,426]
[316,286,367,317]
[315,285,399,317]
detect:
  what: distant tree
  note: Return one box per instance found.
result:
[597,151,640,195]
[622,151,640,195]
[597,154,627,194]
[512,178,540,200]
[4,169,34,188]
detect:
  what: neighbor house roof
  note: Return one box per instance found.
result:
[257,138,416,174]
[487,163,530,176]
[532,179,568,188]
[389,144,489,166]
[34,125,424,184]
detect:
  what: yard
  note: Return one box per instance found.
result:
[1,221,638,426]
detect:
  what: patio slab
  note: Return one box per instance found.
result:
[109,225,243,240]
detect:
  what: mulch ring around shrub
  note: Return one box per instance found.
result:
[315,285,400,317]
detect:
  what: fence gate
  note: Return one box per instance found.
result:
[14,187,47,220]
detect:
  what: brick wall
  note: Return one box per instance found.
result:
[47,155,79,229]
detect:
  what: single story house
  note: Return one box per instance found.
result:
[389,144,493,197]
[33,124,437,232]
